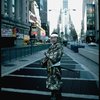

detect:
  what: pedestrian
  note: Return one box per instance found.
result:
[41,32,63,100]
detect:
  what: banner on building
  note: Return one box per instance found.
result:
[29,11,37,23]
[31,28,38,36]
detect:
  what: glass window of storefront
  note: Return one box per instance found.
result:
[1,24,14,37]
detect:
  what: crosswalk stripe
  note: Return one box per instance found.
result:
[7,74,97,81]
[1,88,99,99]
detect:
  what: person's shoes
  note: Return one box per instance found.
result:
[51,91,62,100]
[51,96,56,100]
[51,92,56,100]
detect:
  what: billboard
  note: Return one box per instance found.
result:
[29,11,37,23]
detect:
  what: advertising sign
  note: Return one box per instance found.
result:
[29,11,37,23]
[1,28,13,37]
[31,28,38,36]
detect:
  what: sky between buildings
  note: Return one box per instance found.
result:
[47,0,83,39]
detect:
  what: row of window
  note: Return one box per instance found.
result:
[87,4,95,31]
[1,23,29,38]
[3,0,28,23]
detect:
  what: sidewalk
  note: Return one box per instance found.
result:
[1,49,47,77]
[64,47,99,80]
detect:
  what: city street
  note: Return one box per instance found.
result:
[1,46,99,100]
[1,0,99,99]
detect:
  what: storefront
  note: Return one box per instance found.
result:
[86,4,96,43]
[1,22,16,47]
[1,16,30,48]
[29,10,46,44]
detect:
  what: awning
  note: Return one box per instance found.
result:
[36,23,45,32]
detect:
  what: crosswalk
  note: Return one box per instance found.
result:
[1,54,99,100]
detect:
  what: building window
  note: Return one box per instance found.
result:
[87,4,95,31]
[12,0,15,19]
[4,0,8,16]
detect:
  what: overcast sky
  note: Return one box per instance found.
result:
[47,0,62,34]
[68,0,83,38]
[47,0,83,38]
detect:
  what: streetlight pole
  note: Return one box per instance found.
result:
[47,8,76,39]
[48,9,61,35]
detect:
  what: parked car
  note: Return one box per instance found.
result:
[88,42,98,46]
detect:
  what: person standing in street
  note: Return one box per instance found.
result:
[41,32,63,100]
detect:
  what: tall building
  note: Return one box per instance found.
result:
[63,0,68,9]
[1,0,30,47]
[95,0,99,43]
[82,0,99,43]
[62,0,68,40]
[29,0,47,42]
[36,0,49,36]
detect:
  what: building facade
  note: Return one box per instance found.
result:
[82,0,99,43]
[1,0,30,47]
[29,0,48,42]
[37,0,49,36]
[57,0,68,40]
